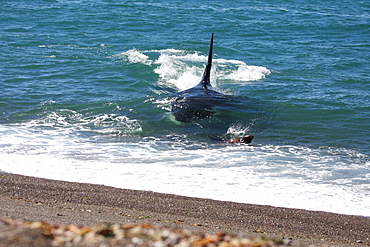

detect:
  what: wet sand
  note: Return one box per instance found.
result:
[0,173,369,246]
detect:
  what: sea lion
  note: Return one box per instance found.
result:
[226,135,254,144]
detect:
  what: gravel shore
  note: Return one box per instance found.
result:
[0,173,369,246]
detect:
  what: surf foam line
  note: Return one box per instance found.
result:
[118,48,271,91]
[0,124,369,217]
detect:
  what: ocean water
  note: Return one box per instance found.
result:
[1,0,370,217]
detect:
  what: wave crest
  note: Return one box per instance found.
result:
[118,48,271,91]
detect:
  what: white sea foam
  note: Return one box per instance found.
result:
[0,124,369,217]
[23,110,142,136]
[118,48,271,91]
[119,48,153,65]
[152,49,271,91]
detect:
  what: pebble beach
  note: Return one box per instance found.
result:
[1,173,369,246]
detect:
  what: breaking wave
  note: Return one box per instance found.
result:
[118,48,271,91]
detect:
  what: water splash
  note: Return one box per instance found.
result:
[0,123,369,216]
[118,48,271,91]
[24,110,142,136]
[119,48,153,65]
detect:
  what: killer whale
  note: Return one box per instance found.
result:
[171,33,226,123]
[170,33,254,143]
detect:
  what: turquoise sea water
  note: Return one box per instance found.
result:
[1,0,370,216]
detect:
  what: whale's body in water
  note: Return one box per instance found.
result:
[170,34,254,144]
[171,33,227,123]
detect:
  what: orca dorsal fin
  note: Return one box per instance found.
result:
[200,33,214,89]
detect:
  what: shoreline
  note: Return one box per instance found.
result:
[0,173,369,246]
